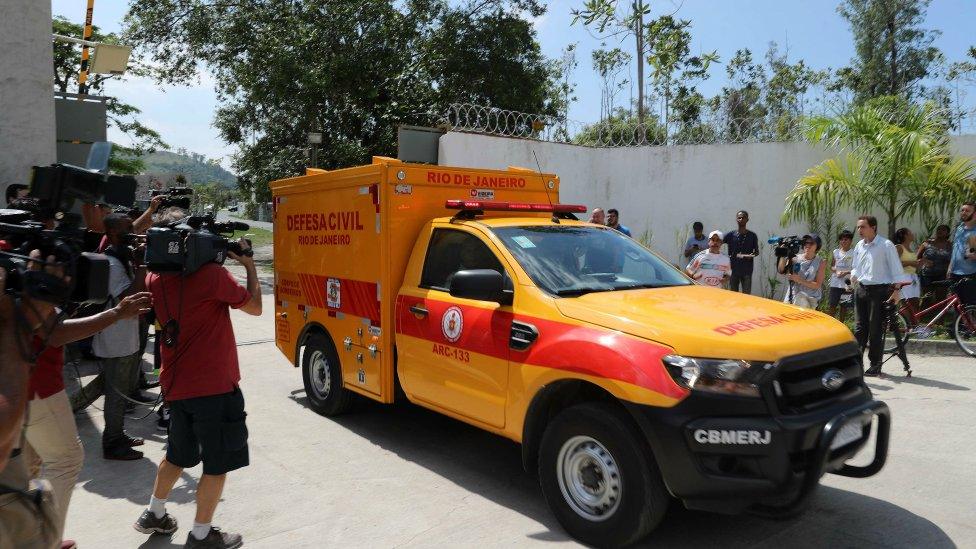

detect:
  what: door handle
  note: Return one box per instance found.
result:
[409,305,428,317]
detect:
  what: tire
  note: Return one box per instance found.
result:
[883,310,912,354]
[954,305,976,357]
[538,402,669,547]
[301,333,352,416]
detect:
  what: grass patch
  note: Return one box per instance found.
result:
[231,227,273,249]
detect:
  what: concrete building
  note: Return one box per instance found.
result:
[0,0,56,203]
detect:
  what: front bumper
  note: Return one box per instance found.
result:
[625,386,890,515]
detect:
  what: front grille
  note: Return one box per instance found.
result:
[773,346,863,415]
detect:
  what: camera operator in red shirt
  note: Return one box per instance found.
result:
[134,222,261,549]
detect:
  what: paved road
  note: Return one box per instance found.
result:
[66,294,975,547]
[215,209,273,232]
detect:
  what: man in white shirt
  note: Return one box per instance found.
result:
[95,213,148,459]
[850,215,904,376]
[686,231,731,288]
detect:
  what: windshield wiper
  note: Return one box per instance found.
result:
[612,283,672,291]
[555,287,614,296]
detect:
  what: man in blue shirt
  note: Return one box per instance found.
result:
[948,201,976,278]
[684,221,708,259]
[850,215,904,376]
[606,208,631,237]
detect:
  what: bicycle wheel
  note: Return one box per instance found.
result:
[883,309,912,353]
[953,305,976,357]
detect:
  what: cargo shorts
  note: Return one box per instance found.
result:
[166,387,249,475]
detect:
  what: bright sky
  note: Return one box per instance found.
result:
[51,0,976,172]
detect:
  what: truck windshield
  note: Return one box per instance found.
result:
[493,226,691,296]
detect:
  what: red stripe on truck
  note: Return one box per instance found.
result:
[395,295,685,399]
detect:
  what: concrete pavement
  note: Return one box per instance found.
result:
[65,292,975,548]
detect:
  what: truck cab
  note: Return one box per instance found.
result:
[271,159,889,547]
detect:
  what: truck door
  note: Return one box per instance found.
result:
[396,228,512,428]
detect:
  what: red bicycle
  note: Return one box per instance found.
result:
[884,277,976,356]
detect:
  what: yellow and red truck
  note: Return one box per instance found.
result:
[271,157,889,546]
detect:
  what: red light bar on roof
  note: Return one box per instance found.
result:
[445,200,587,213]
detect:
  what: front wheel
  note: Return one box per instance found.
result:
[954,306,976,357]
[301,333,352,416]
[538,402,669,547]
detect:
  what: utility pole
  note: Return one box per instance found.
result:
[77,0,95,94]
[635,0,645,140]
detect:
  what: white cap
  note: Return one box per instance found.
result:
[708,230,724,240]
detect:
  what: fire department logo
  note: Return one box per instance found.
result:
[441,306,464,343]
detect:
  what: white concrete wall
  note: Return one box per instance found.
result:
[0,0,56,199]
[439,132,976,298]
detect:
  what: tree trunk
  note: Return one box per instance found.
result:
[887,11,898,96]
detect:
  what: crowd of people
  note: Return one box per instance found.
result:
[587,202,976,377]
[1,190,260,548]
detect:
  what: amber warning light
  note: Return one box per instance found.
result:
[445,200,587,213]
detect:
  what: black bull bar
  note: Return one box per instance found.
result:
[753,399,891,517]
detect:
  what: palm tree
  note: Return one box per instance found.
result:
[783,102,976,238]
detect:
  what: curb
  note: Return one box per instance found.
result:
[885,337,970,357]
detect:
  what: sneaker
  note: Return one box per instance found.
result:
[61,540,77,549]
[103,445,143,461]
[157,408,170,432]
[910,326,935,339]
[184,527,243,548]
[864,364,883,377]
[134,509,179,535]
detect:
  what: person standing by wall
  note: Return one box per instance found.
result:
[827,229,856,322]
[722,210,759,294]
[606,209,631,237]
[686,231,731,289]
[851,215,904,377]
[778,234,826,309]
[948,201,976,281]
[587,208,605,225]
[894,228,922,330]
[917,224,952,306]
[684,221,708,259]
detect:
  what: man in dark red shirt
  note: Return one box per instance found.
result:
[134,236,261,549]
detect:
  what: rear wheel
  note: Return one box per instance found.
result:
[953,306,976,357]
[301,333,352,416]
[883,309,912,353]
[538,402,668,547]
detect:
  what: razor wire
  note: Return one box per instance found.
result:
[441,102,976,148]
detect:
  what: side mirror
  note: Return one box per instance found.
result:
[449,269,510,304]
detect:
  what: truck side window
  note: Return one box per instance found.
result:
[421,229,505,291]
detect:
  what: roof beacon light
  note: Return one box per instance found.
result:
[445,200,587,213]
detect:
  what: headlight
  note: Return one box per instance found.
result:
[662,355,768,398]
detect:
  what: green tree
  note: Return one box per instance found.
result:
[52,16,166,174]
[573,107,666,146]
[644,15,718,140]
[592,46,630,123]
[836,0,941,103]
[783,100,976,238]
[124,0,557,200]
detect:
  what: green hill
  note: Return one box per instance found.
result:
[141,149,237,188]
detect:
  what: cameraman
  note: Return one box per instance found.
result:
[94,213,149,461]
[777,234,826,309]
[134,222,261,548]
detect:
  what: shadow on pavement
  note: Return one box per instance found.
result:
[74,405,196,506]
[288,390,954,548]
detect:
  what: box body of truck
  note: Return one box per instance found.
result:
[272,157,560,404]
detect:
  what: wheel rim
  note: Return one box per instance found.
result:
[955,308,976,355]
[556,435,622,522]
[308,350,332,399]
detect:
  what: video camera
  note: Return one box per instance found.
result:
[768,235,803,259]
[145,213,253,274]
[0,164,137,305]
[150,187,193,210]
